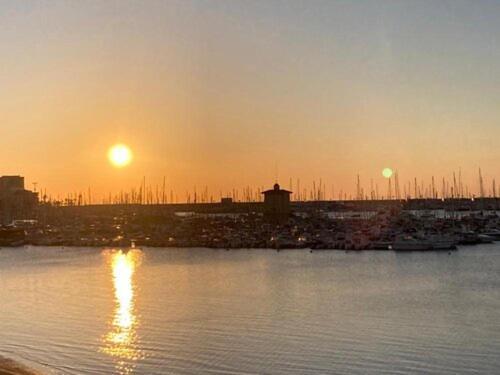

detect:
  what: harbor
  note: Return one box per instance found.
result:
[0,177,499,251]
[7,204,500,253]
[26,206,500,251]
[5,1,500,373]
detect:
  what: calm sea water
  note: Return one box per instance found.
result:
[1,245,500,374]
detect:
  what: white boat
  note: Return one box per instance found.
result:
[392,234,456,251]
[391,235,432,251]
[481,230,500,240]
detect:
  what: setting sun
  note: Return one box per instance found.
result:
[108,144,132,168]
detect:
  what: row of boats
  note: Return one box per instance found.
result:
[1,210,500,251]
[282,227,500,252]
[387,230,500,251]
[390,235,458,251]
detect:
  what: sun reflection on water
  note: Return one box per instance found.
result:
[101,249,144,374]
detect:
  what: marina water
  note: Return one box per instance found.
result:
[1,245,500,374]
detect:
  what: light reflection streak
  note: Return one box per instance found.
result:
[100,249,144,374]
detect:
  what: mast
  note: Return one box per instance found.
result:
[453,172,458,199]
[162,176,166,204]
[394,172,401,200]
[356,174,361,201]
[458,168,463,198]
[479,168,485,198]
[431,176,436,199]
[387,177,392,200]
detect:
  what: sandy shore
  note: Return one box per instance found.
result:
[0,356,40,375]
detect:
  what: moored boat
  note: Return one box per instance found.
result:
[391,234,456,251]
[481,230,500,241]
[0,226,26,247]
[391,235,432,251]
[427,234,457,250]
[478,234,495,244]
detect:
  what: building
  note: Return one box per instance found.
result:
[220,197,233,205]
[262,183,292,222]
[0,176,24,192]
[0,176,38,224]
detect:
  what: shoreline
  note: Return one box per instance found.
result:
[0,243,468,252]
[0,356,40,375]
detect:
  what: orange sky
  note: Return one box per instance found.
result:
[1,1,499,201]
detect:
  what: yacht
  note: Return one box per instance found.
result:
[391,235,432,251]
[392,234,456,251]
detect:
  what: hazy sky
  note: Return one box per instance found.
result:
[1,0,500,199]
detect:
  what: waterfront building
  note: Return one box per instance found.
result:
[0,176,38,224]
[262,183,292,222]
[0,176,25,192]
[220,197,233,205]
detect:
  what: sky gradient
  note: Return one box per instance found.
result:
[1,0,500,200]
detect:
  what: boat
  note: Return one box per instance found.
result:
[391,235,432,251]
[457,231,481,245]
[478,234,495,244]
[481,230,500,241]
[0,227,26,247]
[391,234,456,251]
[427,234,457,250]
[372,240,392,250]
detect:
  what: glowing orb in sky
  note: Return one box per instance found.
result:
[108,144,132,168]
[382,167,393,179]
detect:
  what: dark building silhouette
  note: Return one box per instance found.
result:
[0,176,38,224]
[262,183,292,222]
[220,197,233,205]
[0,176,25,192]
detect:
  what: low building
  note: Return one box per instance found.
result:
[220,197,233,205]
[262,183,292,222]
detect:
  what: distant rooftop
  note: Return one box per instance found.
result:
[262,183,292,194]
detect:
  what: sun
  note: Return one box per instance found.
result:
[382,167,393,179]
[108,144,132,168]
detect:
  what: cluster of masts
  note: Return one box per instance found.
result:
[354,169,497,201]
[36,169,498,206]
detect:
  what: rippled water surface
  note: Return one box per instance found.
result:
[1,245,500,374]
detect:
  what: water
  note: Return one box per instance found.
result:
[1,245,500,374]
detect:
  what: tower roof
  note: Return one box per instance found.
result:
[261,183,292,195]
